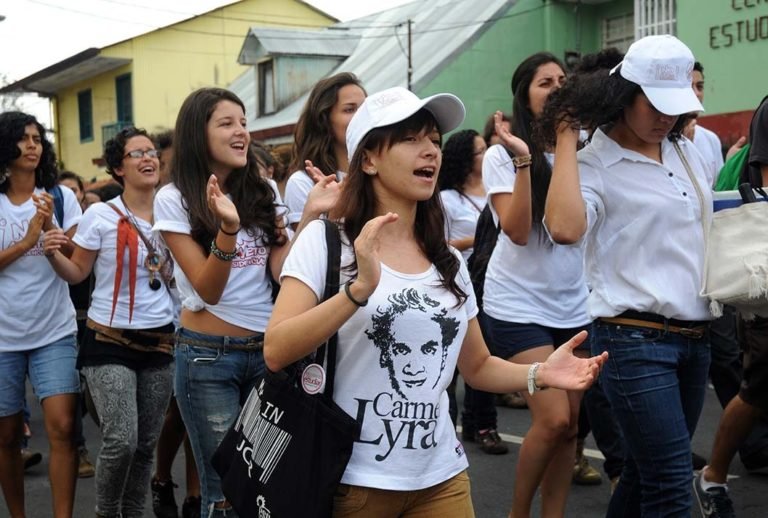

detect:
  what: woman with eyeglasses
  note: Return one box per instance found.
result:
[44,127,175,518]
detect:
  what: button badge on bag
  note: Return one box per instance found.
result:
[301,363,325,394]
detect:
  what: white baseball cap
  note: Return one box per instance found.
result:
[346,86,466,161]
[609,35,703,116]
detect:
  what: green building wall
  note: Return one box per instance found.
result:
[418,0,634,133]
[677,0,768,115]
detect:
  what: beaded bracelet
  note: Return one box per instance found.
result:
[210,238,238,261]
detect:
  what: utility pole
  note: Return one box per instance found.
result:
[407,19,413,91]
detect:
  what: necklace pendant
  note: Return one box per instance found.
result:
[149,276,162,291]
[145,252,162,272]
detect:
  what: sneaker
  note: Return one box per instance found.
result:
[78,448,95,478]
[573,453,603,485]
[182,496,202,518]
[21,449,42,470]
[474,429,509,455]
[693,471,735,518]
[497,392,528,409]
[151,478,179,518]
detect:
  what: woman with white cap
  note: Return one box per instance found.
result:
[542,35,713,516]
[265,86,608,516]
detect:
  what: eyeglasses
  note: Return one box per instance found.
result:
[124,149,160,159]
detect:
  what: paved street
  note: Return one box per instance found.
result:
[9,381,768,517]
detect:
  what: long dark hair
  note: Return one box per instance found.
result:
[439,129,479,193]
[289,72,365,174]
[0,111,58,193]
[171,88,284,251]
[536,67,692,149]
[332,109,467,306]
[510,52,564,227]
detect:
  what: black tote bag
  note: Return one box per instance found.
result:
[212,220,360,517]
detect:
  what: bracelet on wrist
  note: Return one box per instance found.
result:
[512,154,532,169]
[219,225,240,236]
[210,238,238,261]
[527,362,548,395]
[344,280,368,307]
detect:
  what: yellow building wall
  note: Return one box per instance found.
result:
[56,0,333,179]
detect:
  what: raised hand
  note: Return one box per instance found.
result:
[352,212,399,298]
[42,228,69,257]
[304,160,341,217]
[726,136,747,160]
[206,175,240,230]
[494,111,529,157]
[537,331,608,391]
[32,192,55,230]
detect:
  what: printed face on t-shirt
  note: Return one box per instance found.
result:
[366,288,459,400]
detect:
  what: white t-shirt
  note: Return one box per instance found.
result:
[153,183,280,332]
[284,169,345,225]
[281,220,476,491]
[481,144,590,328]
[0,187,81,351]
[440,189,484,262]
[575,129,713,321]
[692,125,724,187]
[73,197,174,329]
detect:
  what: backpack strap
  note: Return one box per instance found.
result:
[50,185,65,227]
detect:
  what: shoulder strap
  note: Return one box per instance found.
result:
[50,185,64,227]
[314,219,342,400]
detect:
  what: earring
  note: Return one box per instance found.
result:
[0,168,9,185]
[365,169,378,176]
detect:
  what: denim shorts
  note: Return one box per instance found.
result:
[485,315,591,359]
[0,334,80,417]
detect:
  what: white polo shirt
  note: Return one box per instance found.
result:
[575,129,713,321]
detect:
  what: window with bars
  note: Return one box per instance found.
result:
[634,0,676,39]
[603,13,635,53]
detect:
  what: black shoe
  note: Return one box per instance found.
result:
[151,478,179,518]
[692,451,708,470]
[182,496,201,518]
[475,429,509,455]
[742,446,768,473]
[693,471,735,518]
[21,449,42,470]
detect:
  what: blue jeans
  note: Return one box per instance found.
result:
[593,322,710,518]
[174,329,266,518]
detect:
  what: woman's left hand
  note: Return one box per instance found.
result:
[42,228,69,257]
[537,331,608,391]
[32,192,55,231]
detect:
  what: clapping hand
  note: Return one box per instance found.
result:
[32,192,55,231]
[304,160,342,217]
[206,175,240,231]
[494,111,529,157]
[351,212,399,299]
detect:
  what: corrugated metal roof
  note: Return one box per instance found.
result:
[239,28,360,63]
[235,0,514,133]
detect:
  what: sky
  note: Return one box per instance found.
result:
[0,0,412,118]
